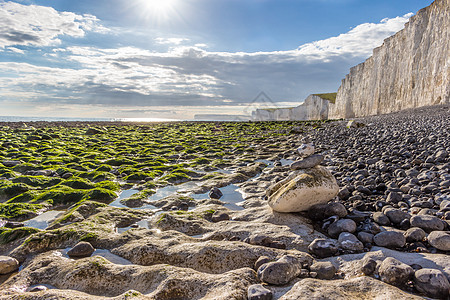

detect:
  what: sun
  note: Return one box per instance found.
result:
[140,0,178,16]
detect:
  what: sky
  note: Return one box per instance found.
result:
[0,0,434,120]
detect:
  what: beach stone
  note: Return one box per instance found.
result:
[414,268,450,299]
[324,202,348,218]
[1,160,21,167]
[290,154,324,170]
[373,231,406,248]
[404,227,426,243]
[247,284,273,300]
[384,208,411,224]
[357,232,374,244]
[328,219,356,238]
[410,215,445,232]
[338,232,363,251]
[378,257,414,286]
[67,241,95,258]
[267,166,338,212]
[297,143,315,157]
[308,238,338,258]
[257,255,302,285]
[0,256,19,274]
[373,212,390,226]
[309,261,336,280]
[211,211,229,222]
[360,257,377,275]
[386,192,402,204]
[209,187,223,199]
[254,256,271,271]
[427,231,450,251]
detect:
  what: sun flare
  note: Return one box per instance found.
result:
[140,0,177,15]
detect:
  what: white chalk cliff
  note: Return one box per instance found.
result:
[329,0,449,119]
[252,94,334,121]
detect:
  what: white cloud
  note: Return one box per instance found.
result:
[298,13,413,59]
[155,37,190,45]
[0,1,108,49]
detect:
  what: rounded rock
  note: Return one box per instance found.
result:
[427,231,450,251]
[338,232,364,251]
[378,257,414,286]
[373,231,406,248]
[373,212,390,226]
[328,219,356,238]
[384,208,411,224]
[67,241,95,258]
[308,238,338,258]
[0,256,19,275]
[209,187,223,199]
[414,268,450,299]
[404,227,426,243]
[309,261,336,280]
[360,258,377,275]
[410,215,445,232]
[257,255,301,285]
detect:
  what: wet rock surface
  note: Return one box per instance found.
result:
[0,105,449,299]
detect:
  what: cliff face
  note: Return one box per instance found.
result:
[329,0,449,119]
[252,94,333,121]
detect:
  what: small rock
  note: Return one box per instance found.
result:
[338,232,363,251]
[0,256,19,274]
[373,231,406,248]
[384,208,411,224]
[324,202,348,218]
[209,187,223,199]
[309,261,336,280]
[297,143,315,157]
[357,232,374,244]
[61,172,73,179]
[290,154,324,170]
[427,231,450,251]
[254,256,271,270]
[373,212,390,226]
[404,227,426,243]
[67,241,95,258]
[328,219,356,238]
[211,211,229,222]
[378,257,414,286]
[414,268,450,299]
[386,192,402,204]
[346,120,365,128]
[410,215,445,232]
[308,238,338,258]
[247,284,273,300]
[257,255,301,285]
[360,258,377,275]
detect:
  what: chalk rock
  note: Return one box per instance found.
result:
[414,268,450,299]
[378,257,414,286]
[0,256,19,274]
[267,166,338,212]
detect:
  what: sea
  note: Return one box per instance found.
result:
[0,116,177,123]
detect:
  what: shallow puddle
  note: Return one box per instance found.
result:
[191,184,245,211]
[116,219,151,233]
[23,210,65,230]
[61,248,133,265]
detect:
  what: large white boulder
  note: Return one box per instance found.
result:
[267,166,338,212]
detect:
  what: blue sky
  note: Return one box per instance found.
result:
[0,0,433,119]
